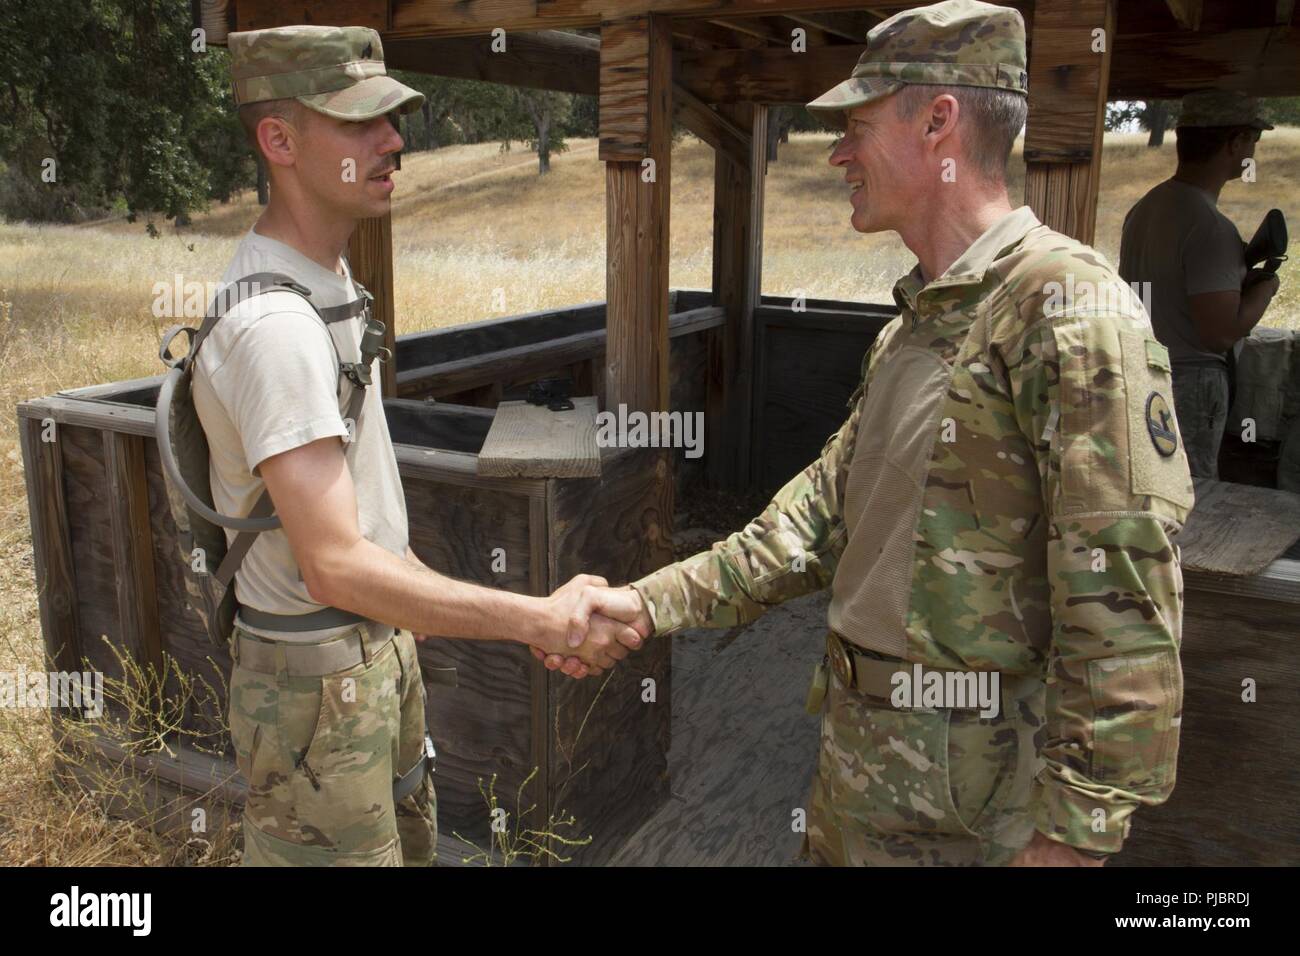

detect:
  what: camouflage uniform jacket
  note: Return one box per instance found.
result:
[632,206,1195,854]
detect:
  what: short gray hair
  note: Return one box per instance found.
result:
[892,84,1027,182]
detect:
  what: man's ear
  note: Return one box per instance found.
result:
[925,94,960,143]
[258,114,298,169]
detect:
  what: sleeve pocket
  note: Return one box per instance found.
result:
[1086,649,1182,792]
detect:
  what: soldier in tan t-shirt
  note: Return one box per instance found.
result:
[210,26,646,867]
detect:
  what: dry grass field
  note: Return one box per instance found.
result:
[1,128,1297,864]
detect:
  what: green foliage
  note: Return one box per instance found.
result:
[0,0,254,227]
[1105,101,1144,132]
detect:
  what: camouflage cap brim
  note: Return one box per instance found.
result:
[297,74,425,121]
[806,76,905,125]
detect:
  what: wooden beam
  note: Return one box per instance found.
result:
[1023,0,1114,245]
[787,11,880,42]
[601,17,655,162]
[673,19,767,51]
[711,103,767,490]
[673,83,751,169]
[708,16,832,48]
[604,15,673,414]
[235,0,388,34]
[103,432,164,736]
[222,0,1029,44]
[676,43,859,104]
[1108,25,1300,99]
[384,31,599,94]
[18,411,83,675]
[347,213,397,398]
[198,0,232,44]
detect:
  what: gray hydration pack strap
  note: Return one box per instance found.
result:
[160,271,385,590]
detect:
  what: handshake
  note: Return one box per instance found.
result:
[533,574,653,679]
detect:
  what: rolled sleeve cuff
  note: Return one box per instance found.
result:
[1032,779,1135,856]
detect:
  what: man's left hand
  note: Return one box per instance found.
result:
[1008,830,1107,867]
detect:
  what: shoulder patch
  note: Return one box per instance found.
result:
[1145,392,1178,457]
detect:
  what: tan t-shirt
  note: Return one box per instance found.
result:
[192,228,408,642]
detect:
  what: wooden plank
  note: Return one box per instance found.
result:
[1023,0,1114,164]
[59,374,164,402]
[198,0,232,44]
[140,439,229,743]
[384,400,495,453]
[233,0,388,34]
[547,447,674,866]
[527,493,552,865]
[404,475,537,852]
[60,424,136,708]
[1022,0,1114,245]
[396,302,606,370]
[673,83,751,169]
[711,102,765,490]
[103,432,165,735]
[1177,479,1300,576]
[1183,558,1300,604]
[477,397,601,479]
[669,326,711,496]
[786,11,880,42]
[604,15,673,415]
[347,212,397,398]
[19,395,155,439]
[757,319,886,489]
[1107,25,1300,99]
[18,413,83,676]
[397,307,724,400]
[378,0,923,40]
[385,31,599,94]
[600,15,655,162]
[675,43,859,104]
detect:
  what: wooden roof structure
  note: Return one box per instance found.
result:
[202,0,1300,487]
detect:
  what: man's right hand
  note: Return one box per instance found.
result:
[531,584,653,679]
[535,576,649,674]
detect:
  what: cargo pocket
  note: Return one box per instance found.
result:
[1087,650,1181,791]
[822,675,985,862]
[392,631,432,792]
[275,635,403,856]
[243,822,402,867]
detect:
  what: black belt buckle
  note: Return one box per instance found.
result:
[527,378,575,412]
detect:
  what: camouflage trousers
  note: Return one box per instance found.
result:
[802,646,1046,866]
[1170,363,1229,479]
[228,625,438,866]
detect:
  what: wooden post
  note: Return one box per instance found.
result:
[709,103,767,489]
[18,413,83,676]
[348,213,397,398]
[1022,0,1115,244]
[601,15,673,415]
[103,432,164,732]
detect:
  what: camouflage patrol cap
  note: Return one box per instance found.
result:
[229,25,424,121]
[806,0,1027,121]
[1177,90,1273,131]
